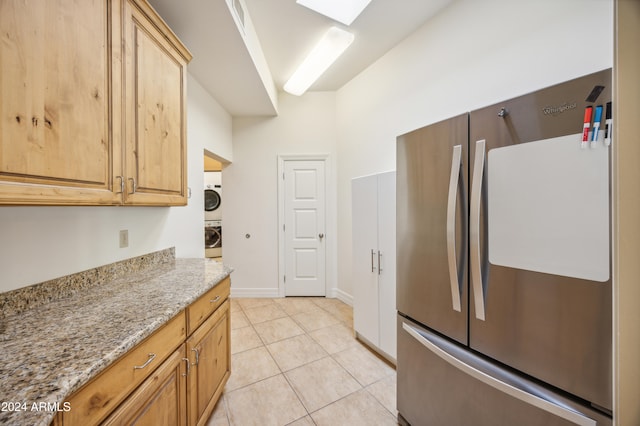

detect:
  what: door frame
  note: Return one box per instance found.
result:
[277,154,330,297]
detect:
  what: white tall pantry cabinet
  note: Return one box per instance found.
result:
[351,171,396,362]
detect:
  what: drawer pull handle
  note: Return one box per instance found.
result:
[133,353,156,370]
[210,295,221,304]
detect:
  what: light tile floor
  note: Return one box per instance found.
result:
[207,297,398,426]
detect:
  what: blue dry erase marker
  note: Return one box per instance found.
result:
[591,105,603,147]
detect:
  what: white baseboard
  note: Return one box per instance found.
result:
[332,288,353,306]
[230,287,280,298]
[230,286,353,304]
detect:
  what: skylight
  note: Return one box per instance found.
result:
[296,0,372,26]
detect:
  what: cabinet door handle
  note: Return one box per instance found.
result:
[210,295,221,304]
[182,358,190,377]
[133,353,156,370]
[191,348,200,366]
[115,176,124,194]
[371,249,376,272]
[378,250,383,275]
[128,177,137,194]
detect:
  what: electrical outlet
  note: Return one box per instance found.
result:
[119,230,129,248]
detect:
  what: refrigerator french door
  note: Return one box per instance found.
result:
[396,69,612,426]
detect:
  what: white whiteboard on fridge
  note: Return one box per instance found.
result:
[487,133,610,282]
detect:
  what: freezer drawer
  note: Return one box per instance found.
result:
[397,315,611,426]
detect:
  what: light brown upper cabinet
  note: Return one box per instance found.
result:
[120,0,191,205]
[0,0,191,206]
[0,0,118,205]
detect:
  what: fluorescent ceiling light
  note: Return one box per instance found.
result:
[283,26,354,96]
[296,0,372,26]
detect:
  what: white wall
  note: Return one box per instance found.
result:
[161,74,233,259]
[224,92,337,297]
[0,73,232,293]
[335,0,613,297]
[188,74,234,164]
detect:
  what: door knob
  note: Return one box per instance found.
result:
[319,233,324,241]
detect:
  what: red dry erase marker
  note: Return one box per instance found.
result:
[581,106,593,148]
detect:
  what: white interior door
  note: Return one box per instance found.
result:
[283,160,326,296]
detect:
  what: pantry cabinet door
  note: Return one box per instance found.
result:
[352,174,380,347]
[122,0,191,206]
[0,0,120,205]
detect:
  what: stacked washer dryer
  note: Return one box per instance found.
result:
[204,172,222,258]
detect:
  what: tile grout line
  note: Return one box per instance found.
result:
[224,297,395,425]
[230,298,329,425]
[277,300,357,425]
[234,298,350,421]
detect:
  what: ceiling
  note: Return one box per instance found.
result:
[148,0,453,116]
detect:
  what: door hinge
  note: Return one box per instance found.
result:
[283,172,285,180]
[284,275,286,283]
[283,224,285,232]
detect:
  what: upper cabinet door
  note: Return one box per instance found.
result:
[0,0,120,205]
[122,0,192,206]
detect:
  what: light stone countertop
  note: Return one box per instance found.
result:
[0,258,232,426]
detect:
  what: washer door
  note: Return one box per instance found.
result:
[204,189,221,211]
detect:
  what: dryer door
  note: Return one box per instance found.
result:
[204,189,221,211]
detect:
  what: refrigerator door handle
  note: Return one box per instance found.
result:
[401,321,597,426]
[470,139,486,320]
[446,144,463,312]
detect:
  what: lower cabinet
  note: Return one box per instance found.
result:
[103,346,188,426]
[186,300,230,426]
[57,278,231,426]
[62,312,187,425]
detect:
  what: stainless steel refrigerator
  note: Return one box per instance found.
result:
[396,69,613,426]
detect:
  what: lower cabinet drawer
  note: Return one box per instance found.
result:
[102,345,188,426]
[187,277,230,335]
[63,311,186,426]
